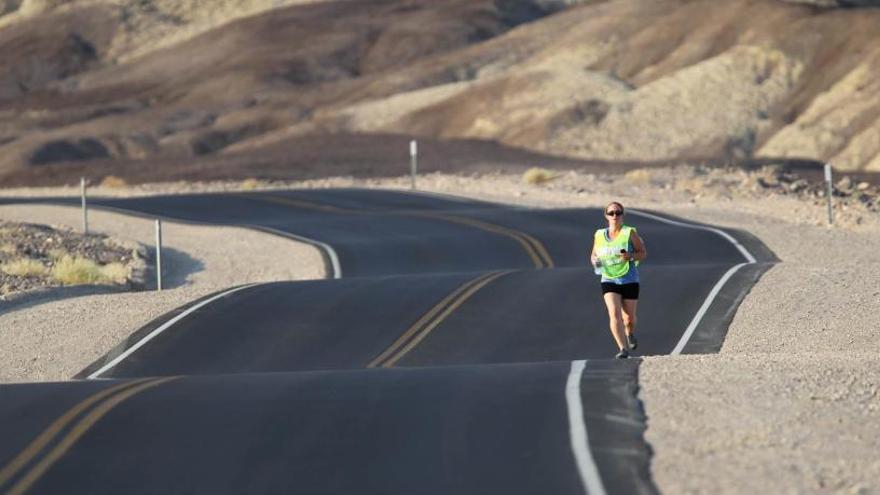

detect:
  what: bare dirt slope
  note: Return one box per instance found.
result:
[1,0,880,187]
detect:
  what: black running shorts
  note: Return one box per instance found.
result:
[601,282,639,300]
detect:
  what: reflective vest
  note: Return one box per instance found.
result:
[594,225,636,279]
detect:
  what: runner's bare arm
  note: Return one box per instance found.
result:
[590,237,599,265]
[630,231,647,261]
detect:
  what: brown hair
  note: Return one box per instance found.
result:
[605,201,624,215]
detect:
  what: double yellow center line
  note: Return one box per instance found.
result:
[409,211,554,269]
[0,377,176,495]
[242,194,555,269]
[368,270,512,368]
[242,193,541,366]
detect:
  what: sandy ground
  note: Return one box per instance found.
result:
[1,169,878,492]
[0,204,325,383]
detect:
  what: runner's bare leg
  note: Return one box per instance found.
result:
[622,299,638,337]
[603,292,627,350]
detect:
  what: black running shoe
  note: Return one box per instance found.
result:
[615,348,629,359]
[626,333,638,350]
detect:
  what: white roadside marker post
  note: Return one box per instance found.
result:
[825,163,833,225]
[410,139,418,190]
[155,219,163,291]
[80,177,88,234]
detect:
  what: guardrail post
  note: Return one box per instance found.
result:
[410,140,418,190]
[80,177,88,234]
[155,219,163,291]
[825,163,833,225]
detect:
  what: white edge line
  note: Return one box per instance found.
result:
[252,225,342,279]
[629,209,759,354]
[629,209,756,263]
[37,202,343,280]
[566,360,608,495]
[86,284,258,379]
[670,263,747,355]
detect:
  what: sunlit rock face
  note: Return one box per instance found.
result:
[3,0,880,186]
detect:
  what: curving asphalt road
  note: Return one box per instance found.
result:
[0,189,775,494]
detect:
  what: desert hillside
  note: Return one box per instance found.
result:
[1,0,879,186]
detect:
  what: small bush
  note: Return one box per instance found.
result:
[50,256,128,285]
[100,175,129,188]
[2,258,48,277]
[624,168,653,184]
[51,256,105,285]
[240,178,260,190]
[100,262,129,283]
[522,167,557,185]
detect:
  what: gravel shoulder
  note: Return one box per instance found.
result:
[637,208,880,494]
[0,204,325,383]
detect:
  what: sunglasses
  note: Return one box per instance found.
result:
[605,210,623,217]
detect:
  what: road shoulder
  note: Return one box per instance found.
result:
[0,205,325,383]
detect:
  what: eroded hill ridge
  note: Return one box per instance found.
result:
[1,0,879,186]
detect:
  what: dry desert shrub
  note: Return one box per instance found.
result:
[51,256,102,285]
[240,177,260,190]
[624,168,654,184]
[522,167,557,185]
[1,258,48,277]
[51,256,124,285]
[98,262,129,283]
[100,175,129,188]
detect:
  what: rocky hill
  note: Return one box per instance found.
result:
[0,0,879,186]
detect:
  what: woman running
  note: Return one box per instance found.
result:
[590,201,647,359]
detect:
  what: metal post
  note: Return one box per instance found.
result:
[80,177,88,234]
[155,219,163,291]
[410,140,418,190]
[824,163,833,225]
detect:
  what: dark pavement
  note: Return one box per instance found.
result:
[0,189,774,494]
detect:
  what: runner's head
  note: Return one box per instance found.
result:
[605,201,624,225]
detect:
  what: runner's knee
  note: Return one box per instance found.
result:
[606,307,622,321]
[609,312,623,326]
